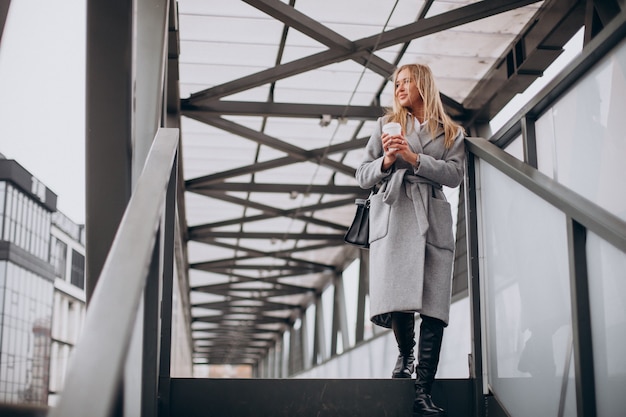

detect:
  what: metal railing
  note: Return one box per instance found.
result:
[49,128,179,417]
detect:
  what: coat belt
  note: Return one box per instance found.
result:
[382,168,441,236]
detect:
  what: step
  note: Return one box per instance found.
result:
[0,403,48,417]
[169,378,471,417]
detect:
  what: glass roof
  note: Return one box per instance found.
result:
[173,0,559,365]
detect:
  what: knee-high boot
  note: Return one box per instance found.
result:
[413,315,446,417]
[391,312,415,378]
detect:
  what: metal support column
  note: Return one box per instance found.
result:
[521,115,538,168]
[464,153,486,417]
[141,229,163,417]
[566,219,597,417]
[331,272,350,354]
[133,0,170,181]
[85,0,133,302]
[157,160,177,417]
[85,1,134,415]
[300,308,311,369]
[0,0,10,44]
[355,251,369,343]
[313,294,327,364]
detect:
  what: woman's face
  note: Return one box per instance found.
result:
[395,68,422,111]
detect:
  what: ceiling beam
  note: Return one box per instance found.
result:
[194,315,290,325]
[182,114,357,177]
[181,100,384,120]
[186,0,541,104]
[191,250,334,270]
[189,230,344,241]
[242,0,396,78]
[188,182,364,195]
[193,302,298,311]
[187,194,356,236]
[184,137,368,188]
[193,279,314,295]
[464,0,584,122]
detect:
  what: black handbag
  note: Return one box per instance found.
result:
[344,197,370,248]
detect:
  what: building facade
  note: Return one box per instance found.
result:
[0,156,85,407]
[47,211,85,406]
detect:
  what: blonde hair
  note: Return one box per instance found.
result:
[385,63,463,149]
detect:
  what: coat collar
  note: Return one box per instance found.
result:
[405,115,443,152]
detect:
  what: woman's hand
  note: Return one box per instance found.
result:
[381,132,417,169]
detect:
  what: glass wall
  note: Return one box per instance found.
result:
[0,261,54,405]
[586,233,626,416]
[477,162,575,417]
[535,37,626,222]
[530,35,626,417]
[294,296,471,379]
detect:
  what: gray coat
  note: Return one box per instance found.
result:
[355,116,465,327]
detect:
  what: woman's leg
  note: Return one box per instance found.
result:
[391,311,415,378]
[413,315,446,416]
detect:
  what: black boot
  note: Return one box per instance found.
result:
[391,312,415,378]
[413,316,446,417]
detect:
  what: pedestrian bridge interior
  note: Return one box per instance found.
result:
[4,1,625,416]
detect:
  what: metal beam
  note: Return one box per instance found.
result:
[182,114,357,177]
[188,230,344,241]
[566,219,596,417]
[242,0,397,78]
[182,100,384,120]
[465,0,585,121]
[187,193,353,234]
[184,137,368,188]
[194,316,290,325]
[187,0,541,104]
[0,0,10,45]
[188,182,364,195]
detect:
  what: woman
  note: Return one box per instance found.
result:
[355,63,465,417]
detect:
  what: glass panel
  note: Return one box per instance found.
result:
[438,296,471,378]
[504,134,524,161]
[535,108,557,179]
[586,232,626,417]
[478,161,575,417]
[536,37,626,221]
[290,296,470,378]
[0,262,53,405]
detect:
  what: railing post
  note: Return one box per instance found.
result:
[355,251,368,343]
[141,229,163,417]
[464,151,486,417]
[566,219,597,417]
[158,156,177,416]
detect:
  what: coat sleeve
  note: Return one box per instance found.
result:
[415,128,466,188]
[355,117,393,189]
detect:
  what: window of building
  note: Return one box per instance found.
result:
[0,184,51,261]
[0,262,53,405]
[49,238,67,280]
[70,250,84,290]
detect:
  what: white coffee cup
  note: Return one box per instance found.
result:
[382,122,401,136]
[383,122,402,152]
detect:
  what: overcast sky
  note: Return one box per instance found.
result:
[0,0,86,224]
